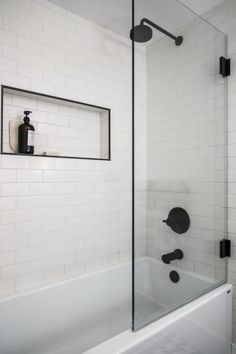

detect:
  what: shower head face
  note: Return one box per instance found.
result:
[130,24,153,43]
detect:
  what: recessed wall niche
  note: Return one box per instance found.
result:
[1,86,110,160]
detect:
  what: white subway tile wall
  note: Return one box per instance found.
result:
[0,0,144,296]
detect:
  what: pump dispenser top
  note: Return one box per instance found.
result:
[23,111,32,124]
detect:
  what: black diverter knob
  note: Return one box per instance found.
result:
[163,207,190,234]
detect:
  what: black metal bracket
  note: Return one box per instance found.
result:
[220,57,231,77]
[220,239,231,258]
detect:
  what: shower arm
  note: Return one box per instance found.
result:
[140,18,183,45]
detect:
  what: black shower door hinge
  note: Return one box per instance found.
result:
[220,57,231,77]
[220,239,231,258]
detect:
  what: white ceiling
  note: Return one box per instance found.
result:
[49,0,225,39]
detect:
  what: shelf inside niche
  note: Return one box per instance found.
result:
[1,86,111,160]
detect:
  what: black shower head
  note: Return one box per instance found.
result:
[130,24,153,43]
[130,18,183,46]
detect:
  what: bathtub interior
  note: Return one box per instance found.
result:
[124,313,230,354]
[0,257,219,354]
[124,285,232,354]
[84,284,232,354]
[135,257,218,328]
[0,263,132,354]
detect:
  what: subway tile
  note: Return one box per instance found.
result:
[0,252,15,266]
[29,183,54,195]
[16,272,42,291]
[16,196,42,209]
[0,197,15,211]
[0,236,28,251]
[1,155,30,169]
[17,35,43,55]
[18,9,43,29]
[0,169,16,182]
[0,56,16,72]
[29,233,52,247]
[43,170,65,182]
[65,261,85,278]
[30,156,55,170]
[0,224,15,239]
[52,253,74,267]
[17,62,42,80]
[2,183,29,196]
[0,2,17,21]
[29,257,52,272]
[3,44,29,63]
[16,246,45,263]
[17,169,43,182]
[0,279,15,296]
[29,208,53,221]
[85,257,104,273]
[3,17,30,37]
[42,266,65,285]
[42,195,64,208]
[31,2,55,22]
[4,0,30,11]
[1,262,29,280]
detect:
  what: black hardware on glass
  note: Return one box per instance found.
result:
[220,56,231,77]
[220,239,231,258]
[169,270,180,283]
[130,18,183,45]
[163,207,190,234]
[162,249,184,264]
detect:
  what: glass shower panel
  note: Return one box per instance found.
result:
[133,0,228,330]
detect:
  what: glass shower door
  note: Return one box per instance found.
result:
[133,0,228,330]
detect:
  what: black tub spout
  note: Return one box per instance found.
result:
[162,249,184,264]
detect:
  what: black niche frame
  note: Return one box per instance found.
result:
[1,85,111,161]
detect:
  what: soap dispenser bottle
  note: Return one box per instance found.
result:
[18,111,35,154]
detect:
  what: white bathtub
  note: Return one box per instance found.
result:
[134,256,222,329]
[86,283,232,354]
[0,261,131,354]
[0,257,232,354]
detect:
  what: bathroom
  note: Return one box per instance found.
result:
[0,0,235,353]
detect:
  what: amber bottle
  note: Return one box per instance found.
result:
[18,111,35,154]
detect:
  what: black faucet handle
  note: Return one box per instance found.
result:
[163,218,171,226]
[163,208,190,234]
